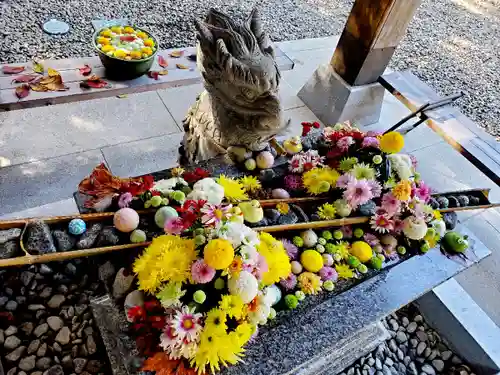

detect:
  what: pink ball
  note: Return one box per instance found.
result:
[113,208,140,233]
[272,188,290,199]
[256,151,275,169]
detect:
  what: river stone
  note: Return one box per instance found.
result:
[388,319,399,331]
[27,339,40,354]
[55,327,71,345]
[4,335,21,350]
[40,287,52,299]
[20,271,35,286]
[124,290,144,322]
[441,350,452,361]
[417,341,426,356]
[264,209,280,224]
[25,220,57,254]
[95,227,120,247]
[402,317,410,327]
[422,364,436,375]
[73,358,87,374]
[47,294,65,309]
[432,359,444,372]
[76,223,103,249]
[112,268,135,300]
[33,323,48,338]
[0,329,4,345]
[407,321,418,333]
[388,339,397,352]
[62,355,72,368]
[0,228,21,244]
[396,331,407,343]
[36,342,47,357]
[5,325,17,336]
[6,369,17,375]
[36,357,51,370]
[98,261,115,286]
[6,345,25,361]
[19,355,36,371]
[47,316,64,331]
[86,334,97,355]
[5,300,17,311]
[28,304,46,311]
[408,362,418,375]
[423,347,432,358]
[46,365,64,375]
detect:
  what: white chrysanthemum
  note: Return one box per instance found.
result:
[153,177,187,195]
[228,271,259,303]
[187,178,224,205]
[170,306,202,342]
[402,216,428,240]
[247,293,272,325]
[431,219,446,237]
[218,222,259,248]
[240,245,260,265]
[387,154,413,181]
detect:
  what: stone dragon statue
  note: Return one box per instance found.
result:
[180,8,288,164]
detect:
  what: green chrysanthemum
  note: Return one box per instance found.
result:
[339,157,358,172]
[352,162,378,180]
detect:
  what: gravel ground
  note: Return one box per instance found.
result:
[340,304,476,375]
[1,0,499,137]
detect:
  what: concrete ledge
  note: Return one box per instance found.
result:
[416,278,500,374]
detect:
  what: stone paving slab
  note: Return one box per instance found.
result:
[101,133,183,177]
[0,150,105,216]
[0,92,178,167]
[0,198,79,220]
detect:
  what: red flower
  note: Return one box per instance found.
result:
[183,168,210,183]
[303,162,314,171]
[312,121,320,129]
[301,122,312,137]
[150,190,162,196]
[128,305,146,322]
[121,175,154,196]
[149,315,167,330]
[144,300,161,312]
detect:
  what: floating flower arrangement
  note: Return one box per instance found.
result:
[95,26,157,60]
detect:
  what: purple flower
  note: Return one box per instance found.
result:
[281,239,299,260]
[341,225,353,239]
[363,233,380,247]
[284,174,303,190]
[361,137,380,149]
[336,173,355,188]
[280,273,298,290]
[319,266,338,281]
[118,192,133,208]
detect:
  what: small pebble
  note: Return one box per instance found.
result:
[396,331,407,344]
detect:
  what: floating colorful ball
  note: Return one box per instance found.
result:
[68,219,86,235]
[113,208,140,233]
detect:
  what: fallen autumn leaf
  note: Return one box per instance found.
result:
[79,64,92,76]
[169,50,184,58]
[2,65,25,74]
[158,55,169,68]
[147,71,160,80]
[33,60,44,74]
[15,84,30,99]
[11,74,39,83]
[176,63,188,70]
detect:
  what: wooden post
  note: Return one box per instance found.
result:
[332,0,422,86]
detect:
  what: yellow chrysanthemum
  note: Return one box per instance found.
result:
[170,166,185,177]
[217,175,249,203]
[204,239,235,270]
[239,175,261,193]
[317,203,336,220]
[433,210,442,220]
[303,167,340,195]
[232,322,255,346]
[276,202,289,214]
[297,272,322,295]
[192,325,245,374]
[336,264,355,279]
[205,308,228,333]
[256,233,292,285]
[379,131,404,154]
[219,295,244,319]
[133,235,197,293]
[392,180,412,201]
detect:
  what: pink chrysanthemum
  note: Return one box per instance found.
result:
[336,173,356,188]
[343,179,374,208]
[170,306,202,342]
[319,266,338,281]
[253,254,269,281]
[367,180,382,198]
[280,273,297,290]
[160,324,180,351]
[288,150,324,173]
[361,137,380,149]
[201,203,232,226]
[164,217,185,235]
[281,239,299,260]
[118,192,133,208]
[337,136,355,152]
[341,225,353,239]
[370,214,395,234]
[363,233,380,247]
[381,193,401,217]
[284,174,303,190]
[191,259,216,284]
[393,218,405,234]
[366,130,382,137]
[413,181,432,202]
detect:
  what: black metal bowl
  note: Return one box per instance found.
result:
[92,27,159,80]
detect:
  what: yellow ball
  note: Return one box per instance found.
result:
[141,47,153,56]
[113,50,127,59]
[136,31,148,39]
[130,51,142,59]
[97,37,110,45]
[111,26,123,33]
[204,239,234,270]
[144,39,154,47]
[380,131,404,154]
[123,26,135,34]
[101,45,115,53]
[300,250,324,273]
[100,29,112,37]
[350,241,373,263]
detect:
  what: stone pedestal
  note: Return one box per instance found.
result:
[298,64,385,127]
